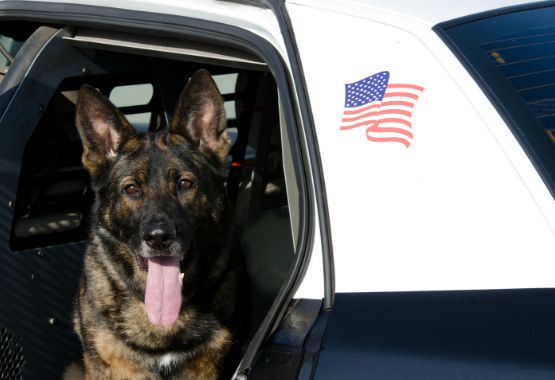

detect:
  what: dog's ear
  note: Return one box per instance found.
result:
[169,69,230,164]
[76,85,138,179]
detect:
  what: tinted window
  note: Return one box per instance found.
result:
[442,6,555,195]
[482,26,555,130]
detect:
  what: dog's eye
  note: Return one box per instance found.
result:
[179,179,193,190]
[125,184,138,194]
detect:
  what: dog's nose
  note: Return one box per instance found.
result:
[143,223,176,251]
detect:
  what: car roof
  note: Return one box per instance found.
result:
[15,0,549,30]
[288,0,549,27]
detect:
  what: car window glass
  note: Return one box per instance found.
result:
[443,6,555,195]
[481,26,555,138]
[0,35,23,66]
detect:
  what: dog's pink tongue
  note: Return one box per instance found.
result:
[145,256,182,326]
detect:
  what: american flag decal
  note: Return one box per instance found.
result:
[340,71,424,148]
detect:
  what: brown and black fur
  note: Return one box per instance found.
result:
[65,70,249,380]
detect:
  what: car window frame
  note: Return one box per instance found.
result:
[0,0,320,376]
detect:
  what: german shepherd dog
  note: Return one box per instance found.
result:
[63,70,249,380]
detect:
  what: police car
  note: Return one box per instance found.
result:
[0,0,554,379]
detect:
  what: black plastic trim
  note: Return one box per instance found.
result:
[0,1,314,378]
[296,307,331,380]
[246,299,322,380]
[433,22,555,202]
[0,26,58,117]
[438,0,555,30]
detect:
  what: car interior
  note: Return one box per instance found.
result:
[0,23,298,380]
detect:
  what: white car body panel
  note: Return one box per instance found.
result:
[10,0,555,298]
[287,2,555,294]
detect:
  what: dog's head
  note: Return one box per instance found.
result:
[75,69,231,326]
